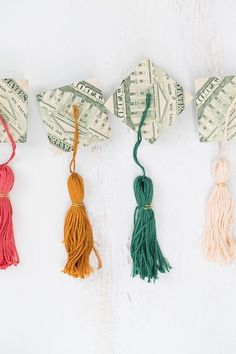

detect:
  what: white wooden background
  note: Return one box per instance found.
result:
[0,1,236,353]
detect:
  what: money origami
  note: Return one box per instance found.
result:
[37,80,107,278]
[0,79,28,143]
[196,76,236,264]
[105,58,192,142]
[196,76,236,142]
[36,79,111,152]
[105,59,192,282]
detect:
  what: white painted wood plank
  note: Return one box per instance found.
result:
[0,1,235,354]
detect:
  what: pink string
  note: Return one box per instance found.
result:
[0,115,19,269]
[0,115,16,166]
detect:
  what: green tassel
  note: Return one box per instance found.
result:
[131,92,171,282]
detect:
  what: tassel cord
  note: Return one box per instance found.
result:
[0,116,16,166]
[132,92,151,176]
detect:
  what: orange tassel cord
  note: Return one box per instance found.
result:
[63,105,102,278]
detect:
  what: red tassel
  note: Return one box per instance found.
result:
[0,115,19,269]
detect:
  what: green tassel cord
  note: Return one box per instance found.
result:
[131,92,172,282]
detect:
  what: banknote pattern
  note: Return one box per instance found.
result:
[37,80,111,152]
[105,58,192,143]
[196,76,236,142]
[0,79,28,143]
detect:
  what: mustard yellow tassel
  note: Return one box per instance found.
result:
[63,105,102,278]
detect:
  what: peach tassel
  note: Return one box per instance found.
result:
[203,97,236,263]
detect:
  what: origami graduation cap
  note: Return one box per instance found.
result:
[105,58,192,143]
[37,80,111,278]
[0,79,28,143]
[196,76,236,264]
[106,59,192,282]
[36,79,111,152]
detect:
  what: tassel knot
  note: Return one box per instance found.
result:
[68,172,84,205]
[134,175,153,207]
[213,158,229,185]
[0,165,14,194]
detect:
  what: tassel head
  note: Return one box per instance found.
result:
[0,165,14,194]
[67,172,84,204]
[213,158,228,185]
[134,175,153,206]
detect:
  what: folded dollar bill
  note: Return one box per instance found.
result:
[196,76,236,142]
[36,79,111,152]
[0,79,28,143]
[105,58,192,143]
